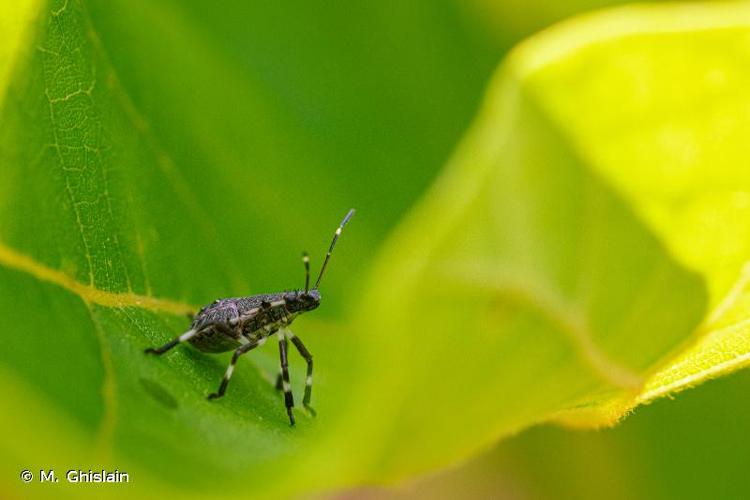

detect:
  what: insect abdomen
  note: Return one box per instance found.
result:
[187,301,244,353]
[188,327,242,353]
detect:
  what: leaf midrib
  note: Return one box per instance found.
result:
[0,240,197,314]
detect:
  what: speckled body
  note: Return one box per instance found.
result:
[187,290,321,353]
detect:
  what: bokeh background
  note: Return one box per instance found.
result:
[1,0,749,499]
[361,368,750,499]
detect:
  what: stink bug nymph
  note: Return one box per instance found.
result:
[145,209,355,425]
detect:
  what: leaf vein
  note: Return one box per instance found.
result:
[0,240,196,315]
[442,261,644,389]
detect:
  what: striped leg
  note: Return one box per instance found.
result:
[278,330,295,425]
[144,329,198,355]
[207,338,263,400]
[287,330,316,416]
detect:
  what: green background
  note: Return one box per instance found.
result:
[1,0,749,499]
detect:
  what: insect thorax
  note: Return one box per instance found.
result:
[186,290,320,353]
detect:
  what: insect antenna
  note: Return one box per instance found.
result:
[302,251,310,293]
[313,208,355,290]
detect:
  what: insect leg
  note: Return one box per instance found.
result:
[144,329,198,355]
[286,329,316,416]
[278,330,295,425]
[275,371,283,391]
[207,338,263,400]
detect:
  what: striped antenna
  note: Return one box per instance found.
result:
[313,208,355,290]
[302,252,310,293]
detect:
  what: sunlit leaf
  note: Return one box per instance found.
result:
[2,0,750,498]
[335,0,750,485]
[511,1,750,425]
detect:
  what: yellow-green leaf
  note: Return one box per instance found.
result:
[512,1,750,425]
[335,0,750,484]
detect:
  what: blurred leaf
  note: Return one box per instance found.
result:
[2,1,750,499]
[0,0,40,97]
[400,367,750,500]
[336,0,750,485]
[467,0,636,52]
[510,1,750,425]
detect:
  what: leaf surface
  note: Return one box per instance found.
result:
[1,1,750,499]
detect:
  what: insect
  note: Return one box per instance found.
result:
[145,209,355,425]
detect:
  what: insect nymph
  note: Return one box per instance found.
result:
[145,209,355,425]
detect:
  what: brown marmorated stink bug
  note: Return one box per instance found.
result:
[145,209,355,425]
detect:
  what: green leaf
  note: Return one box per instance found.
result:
[348,37,703,483]
[0,0,496,498]
[345,0,750,483]
[3,0,750,499]
[510,1,750,424]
